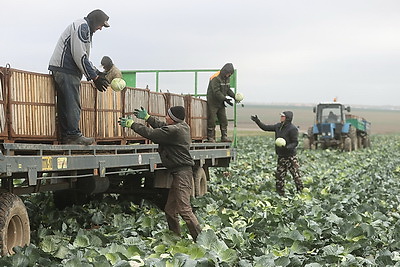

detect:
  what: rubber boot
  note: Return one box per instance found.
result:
[206,128,215,143]
[220,129,231,142]
[64,135,95,145]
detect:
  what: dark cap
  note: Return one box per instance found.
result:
[87,9,110,28]
[101,56,113,70]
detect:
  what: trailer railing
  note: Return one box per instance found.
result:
[122,69,239,147]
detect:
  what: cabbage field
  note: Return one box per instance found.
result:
[2,134,400,266]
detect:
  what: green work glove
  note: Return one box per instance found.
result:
[118,116,134,128]
[133,107,150,121]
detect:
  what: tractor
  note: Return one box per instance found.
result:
[303,102,371,151]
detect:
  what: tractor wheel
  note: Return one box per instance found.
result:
[344,137,352,152]
[349,127,358,151]
[320,142,327,150]
[0,193,30,255]
[303,138,311,149]
[310,142,316,150]
[193,167,208,197]
[307,127,313,137]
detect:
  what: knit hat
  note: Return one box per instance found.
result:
[168,106,185,122]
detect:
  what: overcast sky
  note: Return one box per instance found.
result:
[2,0,400,107]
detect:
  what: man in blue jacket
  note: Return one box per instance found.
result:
[49,9,110,145]
[251,111,304,196]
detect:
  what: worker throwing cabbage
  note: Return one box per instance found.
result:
[118,106,201,241]
[206,63,243,142]
[251,111,304,196]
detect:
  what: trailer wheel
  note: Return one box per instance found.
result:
[349,127,358,151]
[344,137,352,152]
[362,136,371,148]
[193,167,207,197]
[0,193,30,255]
[190,176,195,197]
[357,136,363,149]
[311,134,317,150]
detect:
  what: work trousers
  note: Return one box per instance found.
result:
[164,166,201,241]
[52,71,82,138]
[275,155,304,196]
[207,104,228,132]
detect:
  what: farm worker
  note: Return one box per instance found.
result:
[100,56,122,83]
[206,63,243,142]
[118,106,202,241]
[49,9,110,145]
[251,111,304,196]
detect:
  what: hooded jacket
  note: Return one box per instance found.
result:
[206,63,235,107]
[254,111,299,157]
[48,10,109,80]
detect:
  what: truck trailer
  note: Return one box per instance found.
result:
[0,66,238,255]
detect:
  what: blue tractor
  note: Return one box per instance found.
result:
[303,102,371,151]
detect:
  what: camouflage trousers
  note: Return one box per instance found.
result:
[275,155,304,196]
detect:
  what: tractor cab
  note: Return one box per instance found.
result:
[304,100,370,151]
[314,103,350,124]
[312,102,351,142]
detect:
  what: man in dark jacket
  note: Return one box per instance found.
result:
[251,111,304,196]
[206,63,237,142]
[101,56,122,83]
[118,106,202,241]
[49,9,110,145]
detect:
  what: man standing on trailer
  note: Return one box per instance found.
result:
[118,106,202,241]
[49,9,110,145]
[251,111,304,196]
[206,63,242,142]
[100,56,122,83]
